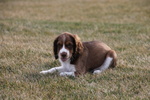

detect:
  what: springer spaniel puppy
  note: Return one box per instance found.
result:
[40,32,117,77]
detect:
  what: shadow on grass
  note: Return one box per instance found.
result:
[23,61,61,83]
[24,71,58,83]
[23,62,150,83]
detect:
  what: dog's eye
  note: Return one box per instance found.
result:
[57,43,62,48]
[66,44,73,48]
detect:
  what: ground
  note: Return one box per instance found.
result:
[0,0,150,99]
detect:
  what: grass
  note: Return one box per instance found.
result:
[0,0,150,99]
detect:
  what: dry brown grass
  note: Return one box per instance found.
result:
[0,0,150,99]
[1,0,150,24]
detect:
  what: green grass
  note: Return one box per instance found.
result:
[0,0,150,99]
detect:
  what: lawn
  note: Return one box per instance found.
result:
[0,0,150,99]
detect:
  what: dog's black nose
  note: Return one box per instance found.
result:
[61,52,67,58]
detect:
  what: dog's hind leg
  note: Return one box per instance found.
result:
[107,50,117,68]
[93,50,117,74]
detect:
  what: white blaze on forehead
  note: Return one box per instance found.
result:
[59,35,70,59]
[59,44,69,54]
[62,34,66,43]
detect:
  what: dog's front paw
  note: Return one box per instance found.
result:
[60,72,67,77]
[40,71,49,74]
[60,72,75,77]
[93,70,102,74]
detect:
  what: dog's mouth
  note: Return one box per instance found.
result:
[61,57,68,62]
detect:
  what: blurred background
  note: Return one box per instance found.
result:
[0,0,150,99]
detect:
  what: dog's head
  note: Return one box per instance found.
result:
[53,32,83,64]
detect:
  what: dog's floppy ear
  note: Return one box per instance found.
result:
[53,37,58,59]
[73,34,83,55]
[70,33,84,64]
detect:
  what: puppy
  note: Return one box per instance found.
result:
[40,32,117,77]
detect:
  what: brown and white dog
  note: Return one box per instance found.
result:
[40,32,117,77]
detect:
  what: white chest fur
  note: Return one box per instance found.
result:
[58,59,76,77]
[59,59,76,72]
